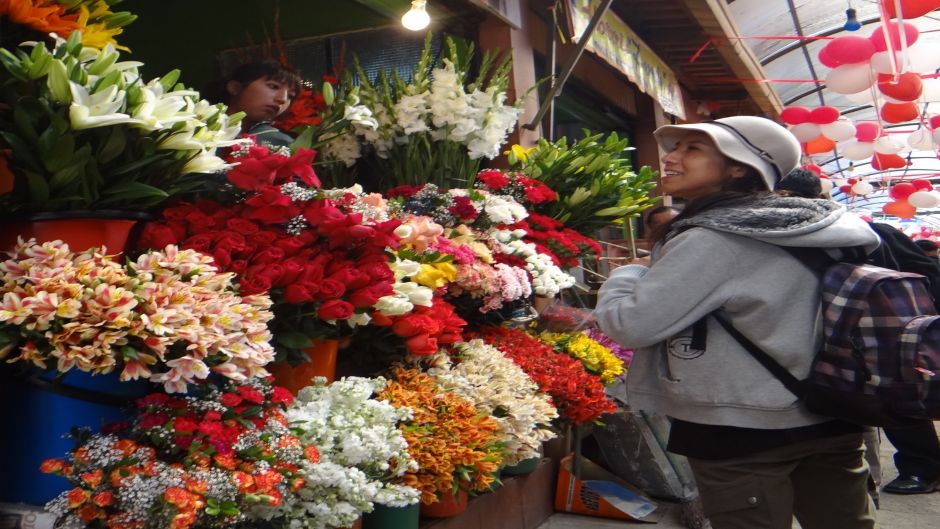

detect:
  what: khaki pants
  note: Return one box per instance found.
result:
[687,433,876,529]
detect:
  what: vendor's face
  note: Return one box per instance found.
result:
[227,76,295,127]
[660,132,743,200]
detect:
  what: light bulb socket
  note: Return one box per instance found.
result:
[843,8,861,31]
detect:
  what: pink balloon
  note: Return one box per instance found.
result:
[818,46,841,68]
[809,106,841,124]
[855,121,882,142]
[929,115,940,130]
[883,0,940,20]
[870,22,920,52]
[781,106,812,125]
[823,36,877,65]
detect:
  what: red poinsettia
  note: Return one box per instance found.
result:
[474,326,617,424]
[475,169,557,206]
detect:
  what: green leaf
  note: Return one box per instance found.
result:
[23,169,50,203]
[97,181,168,205]
[276,331,313,350]
[43,134,76,173]
[290,126,316,151]
[12,105,38,145]
[0,131,43,172]
[97,126,126,164]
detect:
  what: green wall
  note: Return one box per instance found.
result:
[120,0,393,92]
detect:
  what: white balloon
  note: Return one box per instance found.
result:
[852,181,875,195]
[933,128,940,145]
[870,51,904,75]
[908,129,935,151]
[826,63,876,95]
[909,46,940,73]
[820,118,856,142]
[789,122,822,143]
[845,89,876,104]
[874,135,904,154]
[820,178,834,194]
[908,190,940,208]
[839,140,876,160]
[922,78,940,101]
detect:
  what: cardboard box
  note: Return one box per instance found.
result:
[554,453,661,523]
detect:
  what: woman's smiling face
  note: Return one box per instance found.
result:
[659,131,740,200]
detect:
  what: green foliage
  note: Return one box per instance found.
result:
[513,131,660,236]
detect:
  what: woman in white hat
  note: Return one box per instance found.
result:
[595,116,880,529]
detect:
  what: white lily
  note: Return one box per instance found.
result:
[157,128,204,151]
[181,152,231,174]
[68,82,138,130]
[130,86,193,131]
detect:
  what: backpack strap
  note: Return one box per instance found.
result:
[711,311,806,398]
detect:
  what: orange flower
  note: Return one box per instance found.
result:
[92,491,114,507]
[169,512,197,529]
[66,487,90,508]
[80,469,104,488]
[77,504,104,523]
[1,0,83,34]
[39,458,65,474]
[232,471,254,492]
[213,453,238,470]
[304,445,320,463]
[113,438,138,457]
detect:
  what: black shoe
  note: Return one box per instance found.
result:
[882,475,939,494]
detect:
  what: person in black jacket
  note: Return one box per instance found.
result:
[777,169,940,495]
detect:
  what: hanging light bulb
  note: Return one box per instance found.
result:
[402,0,430,31]
[843,6,861,31]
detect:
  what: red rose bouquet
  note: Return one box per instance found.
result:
[139,144,402,365]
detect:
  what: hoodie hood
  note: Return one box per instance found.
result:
[670,195,881,252]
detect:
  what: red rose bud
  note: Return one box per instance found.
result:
[405,334,439,355]
[283,284,316,304]
[239,274,273,295]
[138,223,178,250]
[226,217,260,234]
[315,279,346,300]
[318,300,355,320]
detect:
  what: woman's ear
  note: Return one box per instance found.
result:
[225,80,242,97]
[727,164,748,179]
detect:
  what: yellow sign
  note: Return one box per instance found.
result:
[567,0,685,119]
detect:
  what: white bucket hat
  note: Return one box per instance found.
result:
[653,116,802,191]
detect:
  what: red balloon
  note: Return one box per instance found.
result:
[877,72,923,101]
[929,115,940,130]
[912,179,934,191]
[855,121,882,142]
[840,184,855,194]
[809,106,841,124]
[870,22,920,52]
[883,200,917,219]
[817,46,841,68]
[875,153,909,171]
[823,36,877,65]
[890,182,917,200]
[880,101,920,123]
[882,0,940,20]
[805,136,836,154]
[780,106,812,125]
[804,163,825,176]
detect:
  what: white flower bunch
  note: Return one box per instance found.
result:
[425,340,558,465]
[375,256,434,316]
[286,377,421,514]
[491,229,576,297]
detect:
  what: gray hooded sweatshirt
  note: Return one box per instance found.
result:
[595,196,881,430]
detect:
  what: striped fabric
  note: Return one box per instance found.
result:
[807,263,940,425]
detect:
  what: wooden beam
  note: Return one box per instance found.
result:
[679,0,783,118]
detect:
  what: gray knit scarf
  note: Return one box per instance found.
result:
[669,195,842,239]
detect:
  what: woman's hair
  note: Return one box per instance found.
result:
[203,59,303,105]
[651,163,767,244]
[775,168,823,199]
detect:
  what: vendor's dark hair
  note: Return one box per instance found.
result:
[653,164,768,244]
[204,60,302,105]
